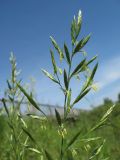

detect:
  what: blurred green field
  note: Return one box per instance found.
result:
[0,98,120,160]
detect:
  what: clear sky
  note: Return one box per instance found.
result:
[0,0,120,109]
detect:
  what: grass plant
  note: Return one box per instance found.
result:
[0,10,116,160]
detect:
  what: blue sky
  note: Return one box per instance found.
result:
[0,0,120,109]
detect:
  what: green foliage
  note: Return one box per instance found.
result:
[0,10,116,160]
[1,53,42,159]
[17,83,46,116]
[40,10,115,160]
[55,109,62,126]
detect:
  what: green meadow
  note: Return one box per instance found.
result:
[0,99,120,160]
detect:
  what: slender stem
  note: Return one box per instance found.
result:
[60,136,64,160]
[60,52,74,160]
[64,55,73,119]
[64,93,67,119]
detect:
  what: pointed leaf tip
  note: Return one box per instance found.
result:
[55,109,62,126]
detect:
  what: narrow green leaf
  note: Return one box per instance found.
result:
[42,69,59,84]
[87,55,97,66]
[64,43,71,65]
[8,122,14,131]
[55,109,61,126]
[64,69,68,90]
[45,150,53,160]
[90,105,115,132]
[26,114,41,120]
[71,19,76,45]
[28,148,41,154]
[70,59,86,77]
[89,63,98,82]
[50,50,57,74]
[22,127,35,143]
[89,140,105,160]
[90,119,107,132]
[73,88,91,105]
[2,98,9,117]
[17,83,46,116]
[21,118,27,128]
[73,34,91,55]
[66,130,81,149]
[50,36,64,61]
[80,137,101,143]
[82,63,98,92]
[101,104,115,121]
[18,113,27,128]
[7,80,12,90]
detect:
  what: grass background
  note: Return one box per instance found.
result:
[0,97,120,160]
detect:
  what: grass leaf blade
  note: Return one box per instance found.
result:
[42,69,59,84]
[17,83,46,116]
[73,34,91,55]
[45,150,54,160]
[73,88,91,105]
[50,50,57,74]
[22,127,35,143]
[64,43,71,65]
[50,36,64,61]
[2,98,9,117]
[55,109,62,126]
[66,130,81,150]
[64,69,68,90]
